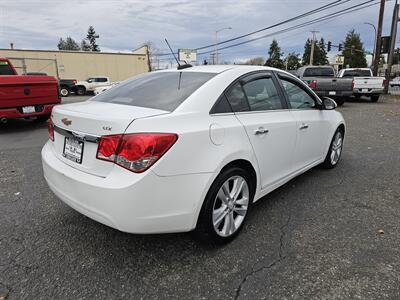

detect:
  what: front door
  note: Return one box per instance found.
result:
[277,74,330,170]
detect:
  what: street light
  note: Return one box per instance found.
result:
[215,27,232,64]
[364,22,377,65]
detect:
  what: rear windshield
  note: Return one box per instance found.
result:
[342,70,371,77]
[303,67,334,77]
[93,71,216,111]
[0,61,15,75]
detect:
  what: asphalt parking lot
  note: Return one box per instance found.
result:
[1,95,400,299]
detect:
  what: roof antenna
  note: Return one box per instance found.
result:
[164,38,192,70]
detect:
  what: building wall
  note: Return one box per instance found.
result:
[0,48,149,81]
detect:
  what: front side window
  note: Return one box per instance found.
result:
[93,71,216,111]
[242,78,283,111]
[280,79,317,109]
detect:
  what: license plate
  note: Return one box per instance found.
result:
[63,137,84,164]
[329,91,336,96]
[22,106,36,114]
[362,89,368,92]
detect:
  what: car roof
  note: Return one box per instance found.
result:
[156,65,280,74]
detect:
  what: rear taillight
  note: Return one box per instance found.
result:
[48,119,54,141]
[352,79,355,90]
[72,80,77,84]
[309,80,317,89]
[97,133,178,173]
[382,79,386,87]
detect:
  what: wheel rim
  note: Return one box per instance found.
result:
[212,176,249,237]
[60,89,68,96]
[330,131,343,165]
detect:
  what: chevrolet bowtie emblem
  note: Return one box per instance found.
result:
[61,118,72,126]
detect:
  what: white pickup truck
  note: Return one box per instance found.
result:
[75,76,112,96]
[337,68,385,102]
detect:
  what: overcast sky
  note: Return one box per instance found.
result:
[0,0,397,64]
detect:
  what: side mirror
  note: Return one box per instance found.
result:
[322,97,337,110]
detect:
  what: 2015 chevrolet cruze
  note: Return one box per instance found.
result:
[42,65,345,243]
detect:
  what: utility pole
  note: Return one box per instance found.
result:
[373,0,386,76]
[384,0,399,93]
[310,31,319,65]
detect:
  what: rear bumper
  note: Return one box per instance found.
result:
[314,90,353,98]
[353,88,384,95]
[0,104,57,119]
[41,141,213,234]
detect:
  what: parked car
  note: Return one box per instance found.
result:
[297,66,353,106]
[93,82,119,95]
[42,65,345,243]
[0,57,60,123]
[75,76,111,95]
[389,76,400,87]
[59,79,77,97]
[337,68,384,102]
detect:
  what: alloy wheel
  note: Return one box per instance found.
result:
[212,175,249,237]
[330,131,343,165]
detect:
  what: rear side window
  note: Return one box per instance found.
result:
[303,67,334,77]
[242,78,283,111]
[93,71,216,111]
[0,61,15,75]
[225,82,250,112]
[342,70,371,77]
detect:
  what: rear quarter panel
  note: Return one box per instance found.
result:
[126,112,259,178]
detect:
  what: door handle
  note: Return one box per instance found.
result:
[254,127,269,135]
[299,123,309,130]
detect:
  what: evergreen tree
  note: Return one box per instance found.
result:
[264,39,284,69]
[57,37,80,51]
[86,26,100,52]
[284,52,301,70]
[302,38,328,66]
[302,39,312,65]
[342,29,367,68]
[81,39,91,51]
[316,38,329,65]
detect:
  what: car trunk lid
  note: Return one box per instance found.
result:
[50,101,169,177]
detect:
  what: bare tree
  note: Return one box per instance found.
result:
[241,57,266,65]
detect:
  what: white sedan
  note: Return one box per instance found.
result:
[42,65,345,243]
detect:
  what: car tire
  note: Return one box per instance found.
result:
[60,87,70,97]
[76,86,86,96]
[322,128,344,169]
[35,114,50,122]
[371,95,379,102]
[334,98,345,106]
[195,167,254,244]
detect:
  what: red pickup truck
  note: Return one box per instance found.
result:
[0,57,60,123]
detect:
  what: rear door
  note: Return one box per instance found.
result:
[225,72,297,189]
[277,73,330,169]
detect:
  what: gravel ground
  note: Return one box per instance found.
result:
[0,95,399,299]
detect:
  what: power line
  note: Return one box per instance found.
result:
[196,0,380,56]
[157,0,350,57]
[157,0,382,62]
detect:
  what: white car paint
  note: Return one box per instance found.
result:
[75,76,111,93]
[42,65,345,235]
